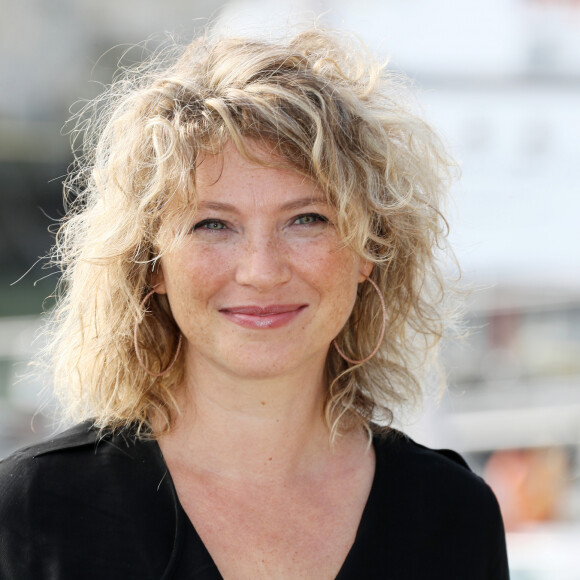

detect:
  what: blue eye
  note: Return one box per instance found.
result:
[293,213,328,226]
[193,219,227,231]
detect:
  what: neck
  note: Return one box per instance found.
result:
[157,355,341,483]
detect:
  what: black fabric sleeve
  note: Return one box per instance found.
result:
[0,426,179,580]
[484,486,510,579]
[0,450,45,579]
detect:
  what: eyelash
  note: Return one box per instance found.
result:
[293,213,328,226]
[192,219,227,231]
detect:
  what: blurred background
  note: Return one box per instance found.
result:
[1,0,579,577]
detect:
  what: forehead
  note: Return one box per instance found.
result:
[194,141,324,208]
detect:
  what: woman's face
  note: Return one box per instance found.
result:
[155,142,372,382]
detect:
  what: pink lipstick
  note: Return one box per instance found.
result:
[219,304,307,329]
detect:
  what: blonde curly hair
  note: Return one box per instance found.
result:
[45,27,458,438]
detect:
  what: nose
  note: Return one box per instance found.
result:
[234,233,292,292]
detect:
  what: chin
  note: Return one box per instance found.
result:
[224,358,299,381]
[221,350,323,382]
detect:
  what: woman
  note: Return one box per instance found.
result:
[0,28,509,579]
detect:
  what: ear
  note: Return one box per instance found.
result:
[358,259,373,283]
[151,262,167,294]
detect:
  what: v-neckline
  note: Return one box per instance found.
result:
[156,436,382,580]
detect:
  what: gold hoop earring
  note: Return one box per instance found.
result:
[333,277,386,365]
[134,290,182,378]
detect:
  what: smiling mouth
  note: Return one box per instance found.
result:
[219,304,307,329]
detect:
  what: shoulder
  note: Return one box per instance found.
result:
[0,420,171,513]
[0,421,160,499]
[366,429,509,578]
[371,428,503,521]
[0,422,176,580]
[0,421,96,507]
[1,420,96,466]
[340,430,510,579]
[373,428,492,500]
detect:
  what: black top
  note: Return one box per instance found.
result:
[0,422,509,579]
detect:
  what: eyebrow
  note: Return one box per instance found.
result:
[196,197,328,212]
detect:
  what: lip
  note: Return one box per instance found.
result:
[219,304,307,329]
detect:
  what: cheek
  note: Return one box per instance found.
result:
[161,246,235,303]
[300,246,361,307]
